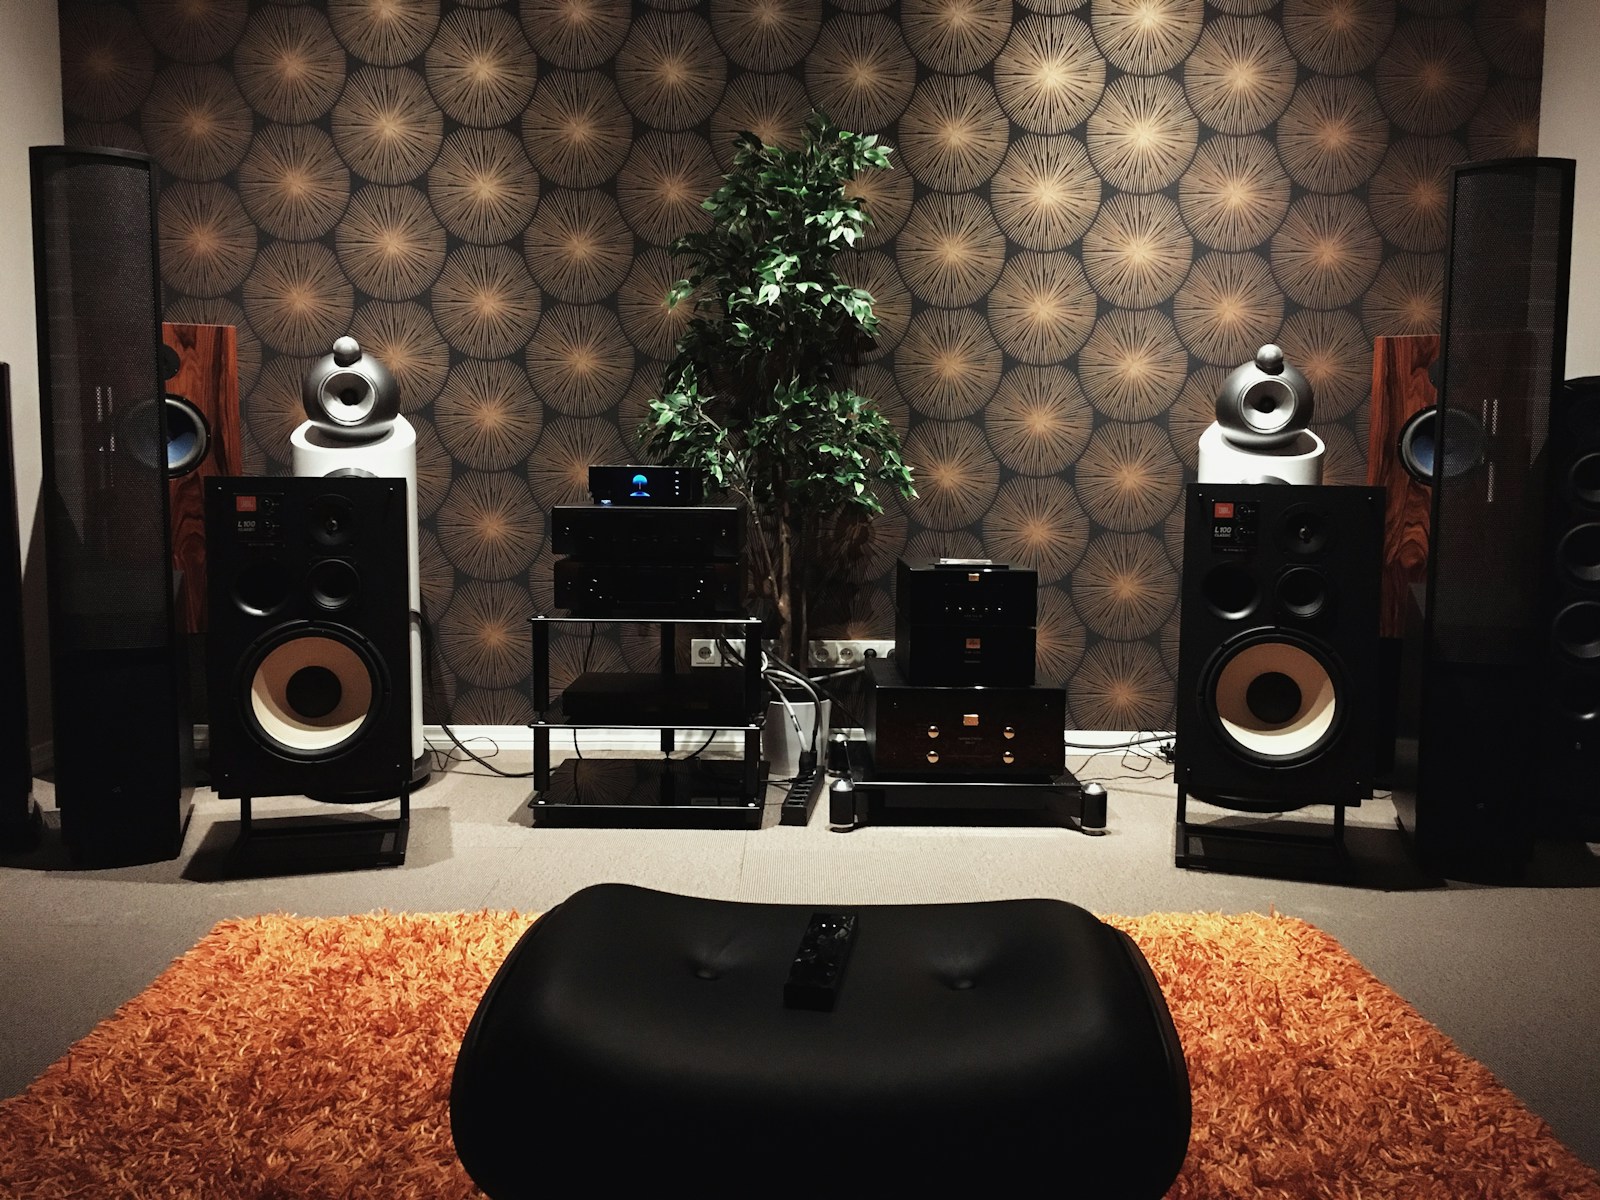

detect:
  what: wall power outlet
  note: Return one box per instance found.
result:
[808,639,895,667]
[689,638,895,667]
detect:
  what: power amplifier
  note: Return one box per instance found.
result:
[864,659,1064,780]
[554,559,743,618]
[562,669,748,724]
[893,623,1037,687]
[552,504,743,562]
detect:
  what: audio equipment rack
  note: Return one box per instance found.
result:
[528,614,769,828]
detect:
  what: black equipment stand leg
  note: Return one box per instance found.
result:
[1174,784,1190,868]
[231,785,411,870]
[1175,782,1353,878]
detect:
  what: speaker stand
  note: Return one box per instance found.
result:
[231,785,411,872]
[1175,784,1353,880]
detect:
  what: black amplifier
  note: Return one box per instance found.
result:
[553,504,743,562]
[554,559,743,618]
[894,623,1037,686]
[896,558,1038,625]
[865,659,1064,780]
[562,669,749,724]
[588,463,704,506]
[895,558,1038,685]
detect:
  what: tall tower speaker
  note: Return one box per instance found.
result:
[1175,483,1383,865]
[1537,375,1600,841]
[1393,157,1576,880]
[0,368,41,848]
[205,476,414,808]
[30,146,191,866]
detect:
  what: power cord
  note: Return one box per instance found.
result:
[417,605,535,778]
[435,721,535,779]
[1072,731,1175,787]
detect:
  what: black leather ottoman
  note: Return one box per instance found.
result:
[451,883,1190,1194]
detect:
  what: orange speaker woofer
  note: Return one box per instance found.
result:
[1200,630,1346,773]
[240,623,389,762]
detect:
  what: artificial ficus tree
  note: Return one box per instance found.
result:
[645,112,916,668]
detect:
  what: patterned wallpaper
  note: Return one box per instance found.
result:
[55,0,1546,729]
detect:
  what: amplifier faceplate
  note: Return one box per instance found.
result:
[865,659,1064,779]
[552,505,743,562]
[554,559,743,618]
[894,620,1037,686]
[896,559,1039,625]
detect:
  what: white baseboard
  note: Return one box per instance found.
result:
[422,725,1173,755]
[171,725,1173,762]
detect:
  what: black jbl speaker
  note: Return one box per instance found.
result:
[30,146,192,865]
[206,476,413,802]
[1176,484,1383,813]
[1393,157,1576,880]
[1536,376,1600,840]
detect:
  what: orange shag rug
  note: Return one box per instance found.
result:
[0,910,1595,1199]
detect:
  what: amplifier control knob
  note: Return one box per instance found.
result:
[927,725,939,738]
[926,750,939,764]
[1002,752,1015,765]
[1003,726,1016,739]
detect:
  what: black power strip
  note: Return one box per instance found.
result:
[780,765,825,826]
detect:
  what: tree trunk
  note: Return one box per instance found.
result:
[786,506,810,670]
[775,511,794,668]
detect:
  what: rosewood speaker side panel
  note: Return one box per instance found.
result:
[163,321,240,634]
[1366,334,1439,638]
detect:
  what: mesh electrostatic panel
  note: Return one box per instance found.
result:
[1429,159,1576,664]
[31,148,172,651]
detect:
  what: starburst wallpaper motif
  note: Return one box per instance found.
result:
[57,0,1546,729]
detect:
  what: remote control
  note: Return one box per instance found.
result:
[783,911,857,1011]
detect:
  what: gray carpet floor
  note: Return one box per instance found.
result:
[1,741,1598,1175]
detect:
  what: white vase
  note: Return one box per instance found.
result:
[763,696,831,780]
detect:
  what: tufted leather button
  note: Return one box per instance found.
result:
[947,977,975,990]
[692,964,720,981]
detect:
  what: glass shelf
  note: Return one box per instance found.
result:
[527,613,768,823]
[531,759,766,830]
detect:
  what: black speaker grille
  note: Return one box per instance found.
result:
[0,376,32,815]
[1429,160,1575,663]
[32,149,170,651]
